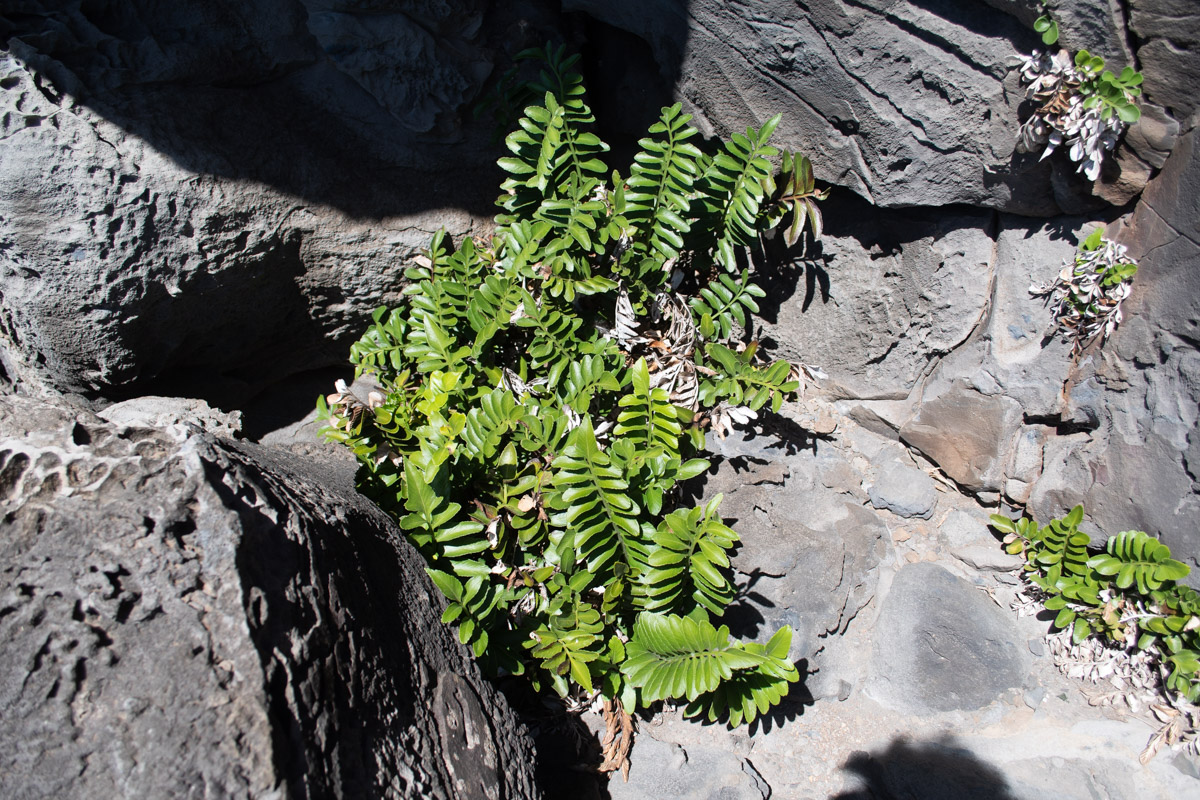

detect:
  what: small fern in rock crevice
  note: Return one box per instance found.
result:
[318,45,826,741]
[991,507,1199,705]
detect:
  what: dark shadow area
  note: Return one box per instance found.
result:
[718,567,774,640]
[239,364,353,442]
[0,1,688,222]
[832,735,1018,800]
[495,679,610,800]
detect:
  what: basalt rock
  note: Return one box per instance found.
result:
[0,395,541,799]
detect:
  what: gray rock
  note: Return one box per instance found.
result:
[568,0,1123,214]
[0,2,544,401]
[951,545,1022,573]
[610,735,769,800]
[703,456,889,664]
[867,563,1029,713]
[900,383,1023,493]
[868,461,938,519]
[1130,0,1200,121]
[98,395,243,437]
[757,204,997,401]
[0,395,540,799]
[939,510,994,548]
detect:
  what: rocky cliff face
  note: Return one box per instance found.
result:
[2,2,1199,795]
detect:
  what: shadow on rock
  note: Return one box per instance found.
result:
[832,735,1017,800]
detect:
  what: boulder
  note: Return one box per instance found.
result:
[868,461,938,520]
[754,199,997,401]
[700,452,889,667]
[608,734,770,800]
[899,383,1023,494]
[866,563,1029,714]
[0,1,563,401]
[0,395,541,799]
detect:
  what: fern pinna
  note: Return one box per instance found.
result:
[319,44,825,740]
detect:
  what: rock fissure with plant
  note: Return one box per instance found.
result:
[317,46,827,764]
[991,506,1200,761]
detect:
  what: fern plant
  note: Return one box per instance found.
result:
[991,507,1199,703]
[319,44,825,741]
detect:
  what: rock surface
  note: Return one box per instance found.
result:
[567,0,1180,213]
[0,1,562,401]
[868,461,938,519]
[0,395,541,799]
[866,562,1030,713]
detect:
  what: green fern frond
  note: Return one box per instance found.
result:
[684,626,799,727]
[693,115,780,271]
[525,597,605,695]
[614,358,683,459]
[349,306,410,382]
[559,354,622,415]
[639,495,738,615]
[404,313,471,375]
[546,419,646,586]
[1088,530,1190,594]
[700,343,799,412]
[427,568,505,658]
[461,388,523,462]
[622,613,770,702]
[690,270,765,341]
[514,296,584,387]
[401,460,491,568]
[466,273,525,355]
[496,94,567,221]
[626,103,703,261]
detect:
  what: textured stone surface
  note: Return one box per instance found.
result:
[705,454,889,665]
[0,395,540,799]
[868,461,938,519]
[566,0,1171,214]
[0,1,560,401]
[97,395,243,437]
[867,563,1029,713]
[1130,0,1200,122]
[756,199,996,400]
[899,383,1023,493]
[607,734,769,800]
[1018,127,1200,571]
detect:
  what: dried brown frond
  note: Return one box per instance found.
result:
[597,698,636,781]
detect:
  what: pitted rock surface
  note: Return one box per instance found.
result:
[0,395,540,799]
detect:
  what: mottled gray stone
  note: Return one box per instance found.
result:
[568,0,1126,214]
[756,204,996,401]
[868,461,938,519]
[0,2,544,401]
[939,509,994,548]
[951,545,1022,573]
[867,563,1029,713]
[609,735,769,800]
[1129,0,1200,120]
[98,396,243,437]
[0,395,540,800]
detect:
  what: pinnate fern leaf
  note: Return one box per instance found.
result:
[622,613,775,702]
[690,270,764,341]
[626,103,703,260]
[684,626,799,727]
[614,358,683,459]
[639,494,739,615]
[1088,530,1190,594]
[695,115,780,271]
[547,419,646,585]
